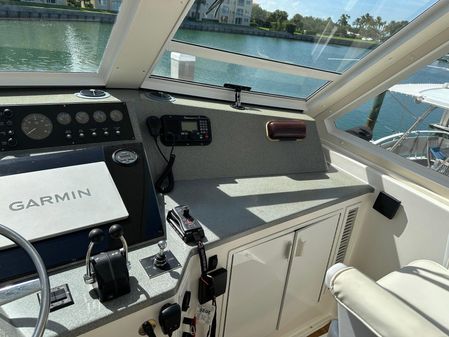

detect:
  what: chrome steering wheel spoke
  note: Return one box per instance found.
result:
[0,224,50,337]
[0,278,41,306]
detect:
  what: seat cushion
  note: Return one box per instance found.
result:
[378,259,449,335]
[329,265,445,337]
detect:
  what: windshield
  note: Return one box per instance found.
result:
[151,0,439,99]
[0,0,122,73]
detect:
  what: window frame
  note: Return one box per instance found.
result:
[142,75,308,111]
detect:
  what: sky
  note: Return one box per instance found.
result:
[253,0,438,22]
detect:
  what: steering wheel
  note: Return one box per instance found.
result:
[0,224,50,337]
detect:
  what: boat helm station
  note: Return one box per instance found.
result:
[2,1,449,337]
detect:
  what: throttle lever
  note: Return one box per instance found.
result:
[109,224,130,269]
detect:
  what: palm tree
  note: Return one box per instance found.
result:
[337,14,350,36]
[361,13,374,29]
[337,14,350,27]
[353,17,362,33]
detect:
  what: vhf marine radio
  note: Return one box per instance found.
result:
[160,115,211,146]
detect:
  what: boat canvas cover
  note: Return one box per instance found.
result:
[389,83,449,110]
[0,162,128,249]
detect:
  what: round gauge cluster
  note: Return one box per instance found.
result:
[9,104,132,150]
[53,109,124,126]
[0,103,133,152]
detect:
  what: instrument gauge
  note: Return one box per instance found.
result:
[21,113,53,140]
[56,112,72,125]
[110,110,123,122]
[75,111,90,124]
[93,110,107,123]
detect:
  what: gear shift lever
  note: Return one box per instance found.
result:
[109,224,130,269]
[83,228,105,284]
[83,224,131,302]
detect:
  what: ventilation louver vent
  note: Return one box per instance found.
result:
[335,207,359,263]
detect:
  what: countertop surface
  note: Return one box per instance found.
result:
[1,169,373,337]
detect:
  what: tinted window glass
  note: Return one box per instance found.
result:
[0,1,121,72]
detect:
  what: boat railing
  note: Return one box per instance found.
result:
[389,106,437,152]
[373,130,449,163]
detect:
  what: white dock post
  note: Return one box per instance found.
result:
[170,52,196,81]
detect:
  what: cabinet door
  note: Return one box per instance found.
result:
[278,214,339,329]
[224,233,294,337]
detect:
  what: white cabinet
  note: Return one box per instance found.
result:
[224,214,340,337]
[224,233,294,337]
[278,214,340,329]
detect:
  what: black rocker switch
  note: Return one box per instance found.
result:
[159,303,181,336]
[37,284,73,312]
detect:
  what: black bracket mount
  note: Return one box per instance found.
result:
[224,83,251,110]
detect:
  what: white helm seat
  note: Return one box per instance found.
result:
[325,260,449,337]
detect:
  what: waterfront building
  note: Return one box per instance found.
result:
[188,0,252,26]
[91,0,121,12]
[20,0,68,5]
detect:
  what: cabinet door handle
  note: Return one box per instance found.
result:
[285,241,293,260]
[294,238,305,257]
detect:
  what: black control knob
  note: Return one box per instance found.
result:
[3,109,13,119]
[108,224,130,269]
[7,138,17,147]
[88,228,105,244]
[109,224,124,240]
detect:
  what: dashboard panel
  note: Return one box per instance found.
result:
[0,102,134,152]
